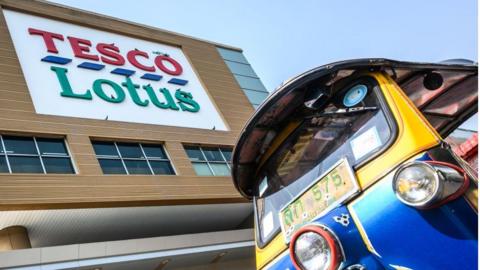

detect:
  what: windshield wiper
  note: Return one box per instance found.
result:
[313,106,378,117]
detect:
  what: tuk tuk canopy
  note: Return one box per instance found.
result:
[231,58,478,199]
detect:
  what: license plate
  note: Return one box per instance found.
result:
[279,158,359,242]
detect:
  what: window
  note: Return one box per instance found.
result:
[216,47,249,64]
[0,135,75,174]
[216,47,270,109]
[243,89,269,105]
[224,61,258,77]
[233,75,267,92]
[92,141,175,175]
[184,146,232,176]
[254,77,395,245]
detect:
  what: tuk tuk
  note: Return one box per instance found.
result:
[231,59,478,270]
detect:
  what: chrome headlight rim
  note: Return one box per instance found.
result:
[392,161,443,207]
[289,224,343,270]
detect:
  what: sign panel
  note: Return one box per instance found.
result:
[3,10,228,130]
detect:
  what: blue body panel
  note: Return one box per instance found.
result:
[350,174,478,270]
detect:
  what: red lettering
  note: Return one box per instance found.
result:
[127,50,155,72]
[28,28,64,53]
[67,36,99,61]
[97,43,125,66]
[154,55,183,76]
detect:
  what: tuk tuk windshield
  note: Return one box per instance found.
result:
[255,78,393,244]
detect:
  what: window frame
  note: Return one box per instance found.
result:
[92,141,176,175]
[252,75,399,248]
[185,145,233,176]
[0,135,76,174]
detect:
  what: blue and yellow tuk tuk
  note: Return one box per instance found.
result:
[231,59,478,270]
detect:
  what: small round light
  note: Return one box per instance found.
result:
[343,84,368,107]
[294,232,331,270]
[393,162,441,207]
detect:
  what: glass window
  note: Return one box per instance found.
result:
[234,75,267,92]
[217,47,268,109]
[185,146,205,161]
[202,147,224,161]
[243,89,269,105]
[192,162,213,176]
[150,160,175,175]
[98,159,126,174]
[43,157,74,174]
[124,160,151,175]
[224,61,257,77]
[0,156,8,173]
[117,143,144,159]
[210,163,230,176]
[217,47,248,64]
[8,156,43,173]
[92,141,118,157]
[3,136,37,155]
[220,148,232,162]
[184,146,233,176]
[92,141,175,175]
[0,135,74,174]
[142,145,167,159]
[36,138,68,156]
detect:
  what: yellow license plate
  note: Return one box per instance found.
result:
[279,158,359,242]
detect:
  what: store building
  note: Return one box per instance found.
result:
[0,0,270,269]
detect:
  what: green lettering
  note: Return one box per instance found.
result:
[283,208,293,227]
[312,184,322,201]
[93,79,125,103]
[159,88,180,110]
[331,169,342,187]
[293,200,304,219]
[175,89,200,112]
[122,77,148,107]
[142,84,179,110]
[50,66,92,100]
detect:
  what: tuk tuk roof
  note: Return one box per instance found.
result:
[231,58,478,199]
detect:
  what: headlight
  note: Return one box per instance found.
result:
[290,225,342,270]
[393,162,440,207]
[393,161,467,208]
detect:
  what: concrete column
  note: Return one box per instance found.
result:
[0,226,31,251]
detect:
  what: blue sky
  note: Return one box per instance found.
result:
[49,0,477,92]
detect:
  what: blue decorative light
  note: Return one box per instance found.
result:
[343,84,368,107]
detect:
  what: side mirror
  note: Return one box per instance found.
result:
[304,87,328,110]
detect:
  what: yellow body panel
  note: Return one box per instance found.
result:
[255,72,442,269]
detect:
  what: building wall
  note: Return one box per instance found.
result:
[0,0,265,210]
